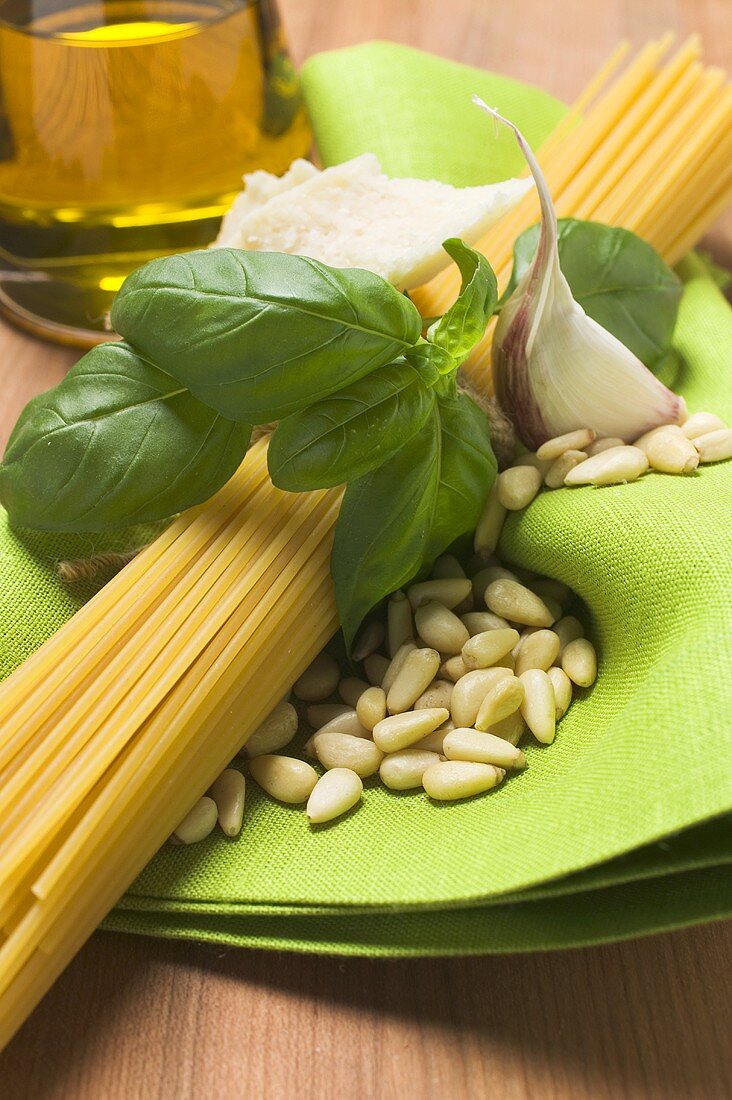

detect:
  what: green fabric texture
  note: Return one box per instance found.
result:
[0,43,729,955]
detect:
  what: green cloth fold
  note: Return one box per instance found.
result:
[0,42,729,955]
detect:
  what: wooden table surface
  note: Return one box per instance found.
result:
[1,1,731,1096]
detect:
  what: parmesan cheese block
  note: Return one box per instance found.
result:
[213,153,531,290]
[216,158,319,247]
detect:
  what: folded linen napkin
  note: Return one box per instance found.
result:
[1,42,729,954]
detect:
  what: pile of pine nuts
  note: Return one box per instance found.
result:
[168,410,729,841]
[477,411,732,554]
[171,553,597,837]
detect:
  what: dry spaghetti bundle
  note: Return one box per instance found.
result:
[0,35,731,1048]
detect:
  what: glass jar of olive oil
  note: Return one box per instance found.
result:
[0,0,310,345]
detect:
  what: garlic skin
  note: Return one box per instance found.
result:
[474,98,685,450]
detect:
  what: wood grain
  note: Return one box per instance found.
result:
[0,1,730,1095]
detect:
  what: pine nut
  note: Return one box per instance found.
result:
[530,577,572,607]
[356,686,387,730]
[414,680,454,711]
[245,701,298,757]
[547,666,573,719]
[440,655,471,682]
[412,723,452,752]
[512,626,538,658]
[351,619,386,661]
[485,578,554,627]
[537,428,596,460]
[432,554,467,579]
[364,653,391,686]
[632,425,681,454]
[422,761,505,800]
[382,642,417,693]
[306,703,352,729]
[339,677,371,708]
[514,629,561,676]
[312,732,384,777]
[694,428,732,463]
[585,436,624,456]
[387,647,441,713]
[545,449,588,488]
[473,484,506,557]
[484,711,525,745]
[173,796,218,844]
[209,770,246,837]
[443,728,526,769]
[472,565,520,605]
[462,627,519,670]
[564,445,648,486]
[461,611,511,634]
[307,769,363,824]
[387,590,414,657]
[372,708,450,753]
[379,749,442,790]
[474,675,525,730]
[554,615,584,653]
[450,668,512,728]
[249,755,319,804]
[519,669,556,744]
[646,431,699,475]
[682,411,726,439]
[314,710,370,739]
[293,652,340,702]
[414,601,470,654]
[561,638,598,687]
[408,578,472,610]
[497,465,542,510]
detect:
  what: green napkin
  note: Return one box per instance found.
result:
[0,43,729,955]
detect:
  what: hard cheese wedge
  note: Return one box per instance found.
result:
[216,158,319,247]
[213,153,530,290]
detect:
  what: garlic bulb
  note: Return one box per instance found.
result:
[473,98,685,449]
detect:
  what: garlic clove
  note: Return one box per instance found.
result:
[474,99,685,450]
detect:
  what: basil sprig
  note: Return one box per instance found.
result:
[0,240,498,645]
[504,219,682,370]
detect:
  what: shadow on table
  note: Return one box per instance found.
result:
[1,922,728,1099]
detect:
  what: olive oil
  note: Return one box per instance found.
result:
[0,0,309,344]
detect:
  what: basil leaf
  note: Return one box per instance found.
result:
[426,239,497,363]
[424,391,496,563]
[268,360,435,491]
[331,415,441,649]
[0,342,250,532]
[111,248,423,422]
[332,395,496,647]
[506,219,682,367]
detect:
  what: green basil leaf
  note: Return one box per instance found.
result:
[331,394,496,647]
[424,391,497,563]
[0,342,250,532]
[506,219,683,367]
[331,414,441,649]
[268,360,435,491]
[111,248,423,422]
[426,239,497,364]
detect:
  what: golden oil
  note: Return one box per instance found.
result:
[0,0,310,344]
